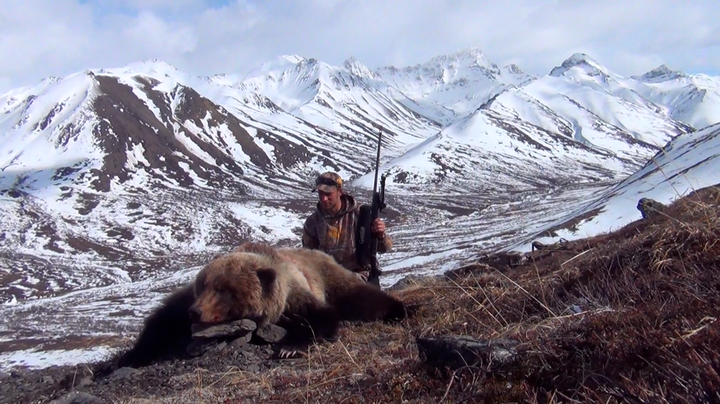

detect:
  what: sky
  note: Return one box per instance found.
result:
[1,0,718,93]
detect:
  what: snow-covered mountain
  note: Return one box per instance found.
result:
[506,121,720,252]
[375,49,534,126]
[1,48,719,370]
[539,53,720,130]
[203,55,436,157]
[630,65,720,129]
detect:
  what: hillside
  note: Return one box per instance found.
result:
[504,121,720,252]
[2,183,718,404]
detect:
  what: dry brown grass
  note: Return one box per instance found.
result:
[128,184,720,404]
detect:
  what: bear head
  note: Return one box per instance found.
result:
[189,252,282,325]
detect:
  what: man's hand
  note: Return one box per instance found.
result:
[371,218,386,239]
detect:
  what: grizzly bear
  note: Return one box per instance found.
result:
[114,242,407,368]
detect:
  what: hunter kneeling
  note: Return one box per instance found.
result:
[302,171,392,288]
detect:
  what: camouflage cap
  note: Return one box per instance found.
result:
[314,171,343,193]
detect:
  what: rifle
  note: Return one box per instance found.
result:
[356,128,388,288]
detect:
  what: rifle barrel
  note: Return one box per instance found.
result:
[373,128,382,193]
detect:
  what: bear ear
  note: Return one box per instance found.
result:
[256,268,276,294]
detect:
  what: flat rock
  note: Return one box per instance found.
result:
[254,324,287,344]
[229,333,253,348]
[191,319,257,339]
[416,335,519,371]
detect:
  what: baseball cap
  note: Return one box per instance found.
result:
[313,172,343,193]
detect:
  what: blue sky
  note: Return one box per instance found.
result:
[1,0,718,92]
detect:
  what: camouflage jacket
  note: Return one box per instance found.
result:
[302,194,393,273]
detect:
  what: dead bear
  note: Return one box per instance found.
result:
[114,242,407,368]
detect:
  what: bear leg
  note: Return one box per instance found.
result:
[331,283,407,323]
[276,289,341,348]
[113,283,195,369]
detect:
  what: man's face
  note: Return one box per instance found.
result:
[318,187,341,213]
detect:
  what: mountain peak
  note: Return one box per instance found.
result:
[427,47,491,66]
[140,58,176,67]
[281,54,306,64]
[503,64,524,75]
[455,47,486,59]
[136,59,179,72]
[632,64,688,83]
[550,53,609,77]
[110,59,180,79]
[342,57,375,79]
[242,55,312,80]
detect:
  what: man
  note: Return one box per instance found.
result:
[302,171,392,286]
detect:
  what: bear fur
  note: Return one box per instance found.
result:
[114,242,407,368]
[112,283,196,369]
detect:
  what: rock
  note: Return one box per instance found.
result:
[60,366,95,390]
[0,371,10,381]
[531,238,569,252]
[42,375,56,384]
[186,340,215,357]
[253,324,287,344]
[229,333,253,348]
[191,319,257,339]
[637,198,666,219]
[416,335,519,372]
[444,263,493,281]
[472,252,528,271]
[388,274,442,291]
[501,252,528,267]
[110,367,140,380]
[75,376,94,388]
[49,391,105,404]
